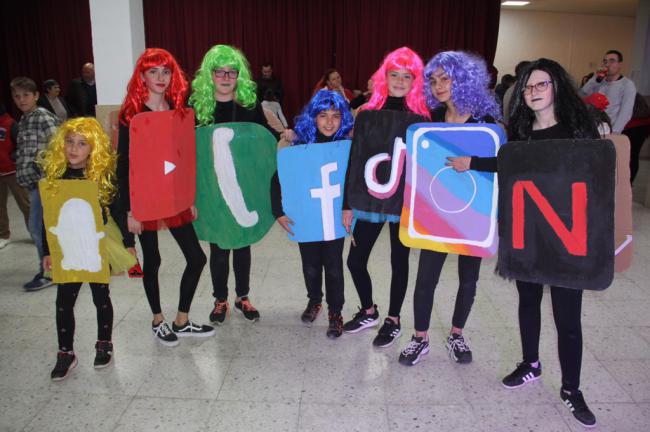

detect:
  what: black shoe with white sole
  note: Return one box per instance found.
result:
[94,340,114,369]
[502,362,542,389]
[152,321,179,347]
[399,335,430,366]
[172,320,216,337]
[343,305,380,333]
[561,388,597,428]
[51,351,77,381]
[372,318,401,347]
[446,333,473,364]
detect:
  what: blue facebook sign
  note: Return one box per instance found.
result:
[277,140,352,242]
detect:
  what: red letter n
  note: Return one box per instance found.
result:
[512,180,587,256]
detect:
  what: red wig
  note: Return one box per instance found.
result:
[119,48,188,125]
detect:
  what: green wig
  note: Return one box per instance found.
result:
[190,44,257,125]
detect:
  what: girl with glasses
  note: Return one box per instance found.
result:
[502,58,600,429]
[190,45,278,326]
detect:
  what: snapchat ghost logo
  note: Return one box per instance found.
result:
[49,198,105,272]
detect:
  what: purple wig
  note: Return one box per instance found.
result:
[424,51,502,120]
[363,47,430,119]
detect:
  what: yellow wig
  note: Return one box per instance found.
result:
[39,118,117,207]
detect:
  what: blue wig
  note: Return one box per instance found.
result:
[293,90,354,144]
[424,51,502,121]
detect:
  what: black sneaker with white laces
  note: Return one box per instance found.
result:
[399,335,430,366]
[502,362,542,389]
[561,388,597,428]
[343,305,380,333]
[94,340,114,369]
[51,351,77,381]
[373,318,401,347]
[172,320,216,337]
[152,321,179,347]
[446,333,472,364]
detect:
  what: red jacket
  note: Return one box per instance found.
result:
[0,113,17,175]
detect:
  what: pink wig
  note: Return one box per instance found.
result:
[362,47,429,119]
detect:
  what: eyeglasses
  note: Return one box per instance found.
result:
[602,58,619,64]
[213,69,239,79]
[523,80,552,95]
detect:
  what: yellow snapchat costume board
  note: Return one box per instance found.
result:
[40,179,110,284]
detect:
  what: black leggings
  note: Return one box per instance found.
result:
[413,250,482,331]
[139,223,206,315]
[517,280,583,392]
[56,282,113,352]
[346,220,410,317]
[210,244,251,301]
[298,238,345,313]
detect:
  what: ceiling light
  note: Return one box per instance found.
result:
[502,1,530,6]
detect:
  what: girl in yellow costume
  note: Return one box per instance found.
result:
[39,117,135,381]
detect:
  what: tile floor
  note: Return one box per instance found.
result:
[0,162,649,432]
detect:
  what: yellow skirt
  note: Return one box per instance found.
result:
[104,214,137,275]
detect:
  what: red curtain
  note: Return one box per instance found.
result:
[144,0,501,123]
[1,0,500,122]
[0,0,94,118]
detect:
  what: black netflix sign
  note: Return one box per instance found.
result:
[496,139,615,290]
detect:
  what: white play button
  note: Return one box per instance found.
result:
[164,160,176,175]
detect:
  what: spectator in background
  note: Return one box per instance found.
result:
[581,50,636,133]
[38,79,72,121]
[261,88,288,131]
[350,79,373,110]
[67,62,97,117]
[314,69,354,103]
[495,74,516,107]
[623,93,650,183]
[257,62,284,103]
[0,102,30,250]
[503,60,531,124]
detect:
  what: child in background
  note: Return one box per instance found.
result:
[40,118,134,381]
[271,89,354,337]
[11,77,61,290]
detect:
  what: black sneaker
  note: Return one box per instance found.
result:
[326,312,343,338]
[172,320,216,337]
[152,321,179,347]
[94,341,114,369]
[373,318,401,347]
[343,305,380,333]
[301,303,323,325]
[446,333,472,364]
[51,351,77,381]
[399,335,430,366]
[234,297,260,322]
[24,272,54,291]
[502,362,542,389]
[209,300,229,325]
[561,389,597,428]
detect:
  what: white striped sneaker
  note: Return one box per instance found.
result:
[502,362,542,389]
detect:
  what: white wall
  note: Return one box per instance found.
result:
[495,10,636,83]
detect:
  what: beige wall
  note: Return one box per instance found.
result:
[495,10,636,83]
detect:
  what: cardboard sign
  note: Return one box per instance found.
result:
[129,109,196,221]
[277,140,351,242]
[399,123,505,257]
[496,139,615,290]
[194,122,277,249]
[40,179,109,284]
[346,110,425,217]
[608,134,634,272]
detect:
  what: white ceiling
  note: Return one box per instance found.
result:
[501,0,638,17]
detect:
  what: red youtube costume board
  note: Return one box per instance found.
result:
[129,110,196,221]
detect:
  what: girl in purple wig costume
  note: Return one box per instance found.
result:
[399,51,502,367]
